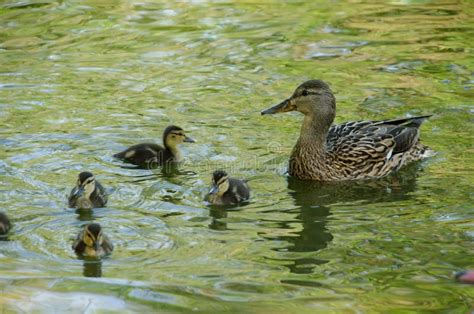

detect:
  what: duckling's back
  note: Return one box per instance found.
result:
[114,143,173,167]
[225,178,250,204]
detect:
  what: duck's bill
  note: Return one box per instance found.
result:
[184,136,195,143]
[261,99,294,115]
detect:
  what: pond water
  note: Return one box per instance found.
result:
[1,0,473,312]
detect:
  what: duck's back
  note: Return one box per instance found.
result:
[323,115,433,179]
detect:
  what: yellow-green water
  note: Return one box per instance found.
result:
[1,0,473,312]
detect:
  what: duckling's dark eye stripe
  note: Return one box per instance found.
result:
[86,230,95,240]
[84,178,95,185]
[217,176,228,185]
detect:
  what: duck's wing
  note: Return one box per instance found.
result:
[332,132,395,160]
[327,120,373,149]
[365,115,431,154]
[327,115,431,154]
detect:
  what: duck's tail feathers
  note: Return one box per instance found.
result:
[382,115,433,128]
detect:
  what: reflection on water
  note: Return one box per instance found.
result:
[83,258,103,278]
[209,207,228,231]
[265,163,422,274]
[286,161,422,207]
[75,208,96,221]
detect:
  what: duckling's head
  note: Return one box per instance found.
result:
[74,172,97,199]
[209,170,230,196]
[82,223,103,250]
[261,80,336,124]
[163,125,195,150]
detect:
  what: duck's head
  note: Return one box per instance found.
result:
[82,223,104,251]
[0,212,10,235]
[261,80,336,123]
[73,172,97,199]
[209,170,230,196]
[163,125,195,150]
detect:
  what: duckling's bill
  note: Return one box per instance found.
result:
[73,186,85,198]
[208,185,219,195]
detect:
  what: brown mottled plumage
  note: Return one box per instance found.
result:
[262,80,434,181]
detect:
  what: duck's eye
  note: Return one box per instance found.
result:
[302,90,309,96]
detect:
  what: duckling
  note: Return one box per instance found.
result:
[206,170,250,205]
[68,172,107,209]
[72,223,113,257]
[0,212,11,236]
[261,80,434,181]
[113,125,195,168]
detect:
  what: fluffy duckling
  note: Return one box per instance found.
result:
[0,212,11,236]
[72,223,113,258]
[262,80,434,181]
[68,172,107,209]
[207,170,250,205]
[113,125,195,168]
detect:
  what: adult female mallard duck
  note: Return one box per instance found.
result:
[206,170,250,205]
[68,172,108,209]
[113,125,195,168]
[0,212,11,235]
[261,80,434,181]
[72,223,113,258]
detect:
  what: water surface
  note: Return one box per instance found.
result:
[1,0,473,312]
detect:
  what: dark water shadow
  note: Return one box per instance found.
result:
[209,207,228,231]
[118,160,195,175]
[82,257,103,278]
[75,208,97,222]
[121,163,197,185]
[207,203,251,231]
[267,162,424,274]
